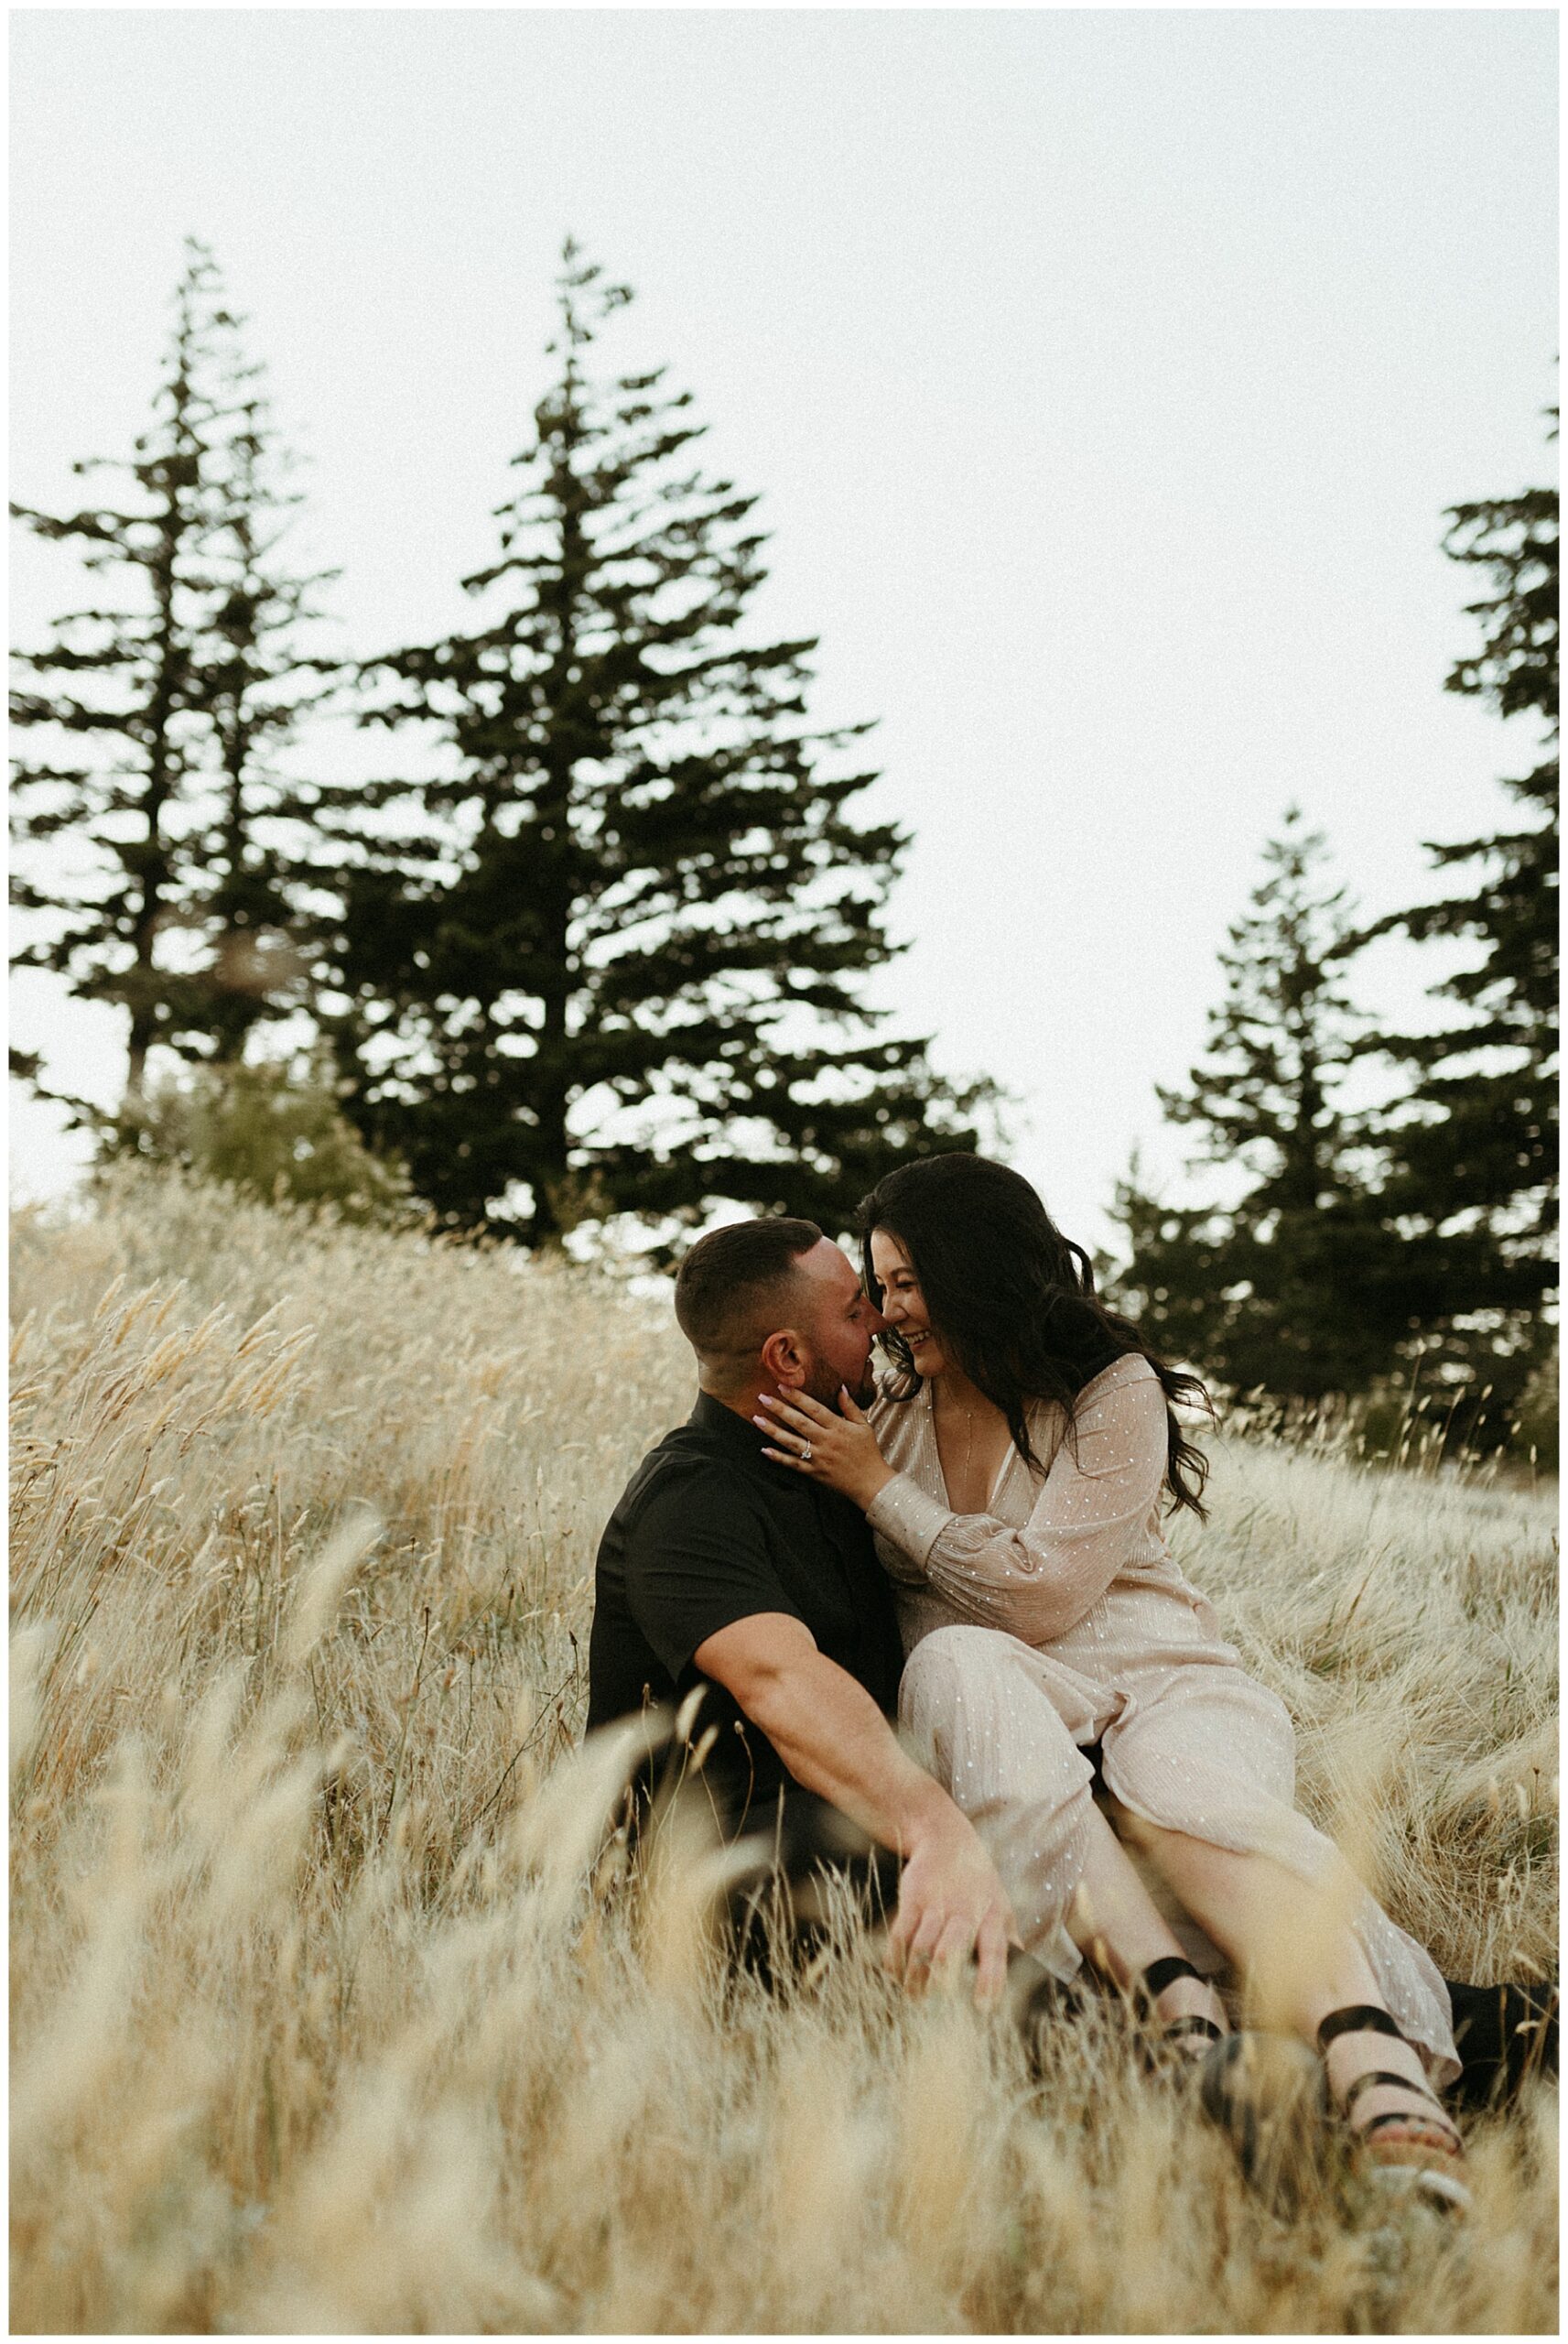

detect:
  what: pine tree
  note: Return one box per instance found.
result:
[11,238,336,1121]
[183,360,341,1065]
[328,244,991,1245]
[1113,809,1411,1399]
[1350,416,1558,1428]
[1361,421,1558,1254]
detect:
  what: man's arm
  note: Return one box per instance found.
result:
[693,1611,1018,2008]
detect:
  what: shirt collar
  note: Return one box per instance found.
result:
[689,1388,772,1452]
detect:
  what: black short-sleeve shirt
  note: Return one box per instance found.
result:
[587,1391,905,1831]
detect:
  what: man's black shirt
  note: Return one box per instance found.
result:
[587,1391,905,1831]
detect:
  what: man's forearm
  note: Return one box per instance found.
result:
[737,1649,952,1855]
[690,1614,1019,2002]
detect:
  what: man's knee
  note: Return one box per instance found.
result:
[721,1819,899,1988]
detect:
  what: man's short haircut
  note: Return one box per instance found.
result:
[675,1216,825,1369]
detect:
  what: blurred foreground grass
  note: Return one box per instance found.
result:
[10,1168,1558,2332]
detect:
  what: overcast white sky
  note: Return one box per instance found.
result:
[9,7,1558,1254]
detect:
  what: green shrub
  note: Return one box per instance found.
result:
[120,1053,411,1225]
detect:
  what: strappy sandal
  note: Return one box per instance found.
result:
[1199,2030,1329,2211]
[1134,1954,1228,2068]
[1318,2003,1472,2214]
[1005,1953,1093,2081]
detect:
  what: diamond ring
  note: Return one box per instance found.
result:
[800,1441,813,1462]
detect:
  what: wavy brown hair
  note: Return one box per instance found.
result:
[857,1153,1213,1519]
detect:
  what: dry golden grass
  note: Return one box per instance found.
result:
[10,1166,1559,2333]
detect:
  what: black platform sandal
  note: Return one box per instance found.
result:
[1199,2030,1329,2210]
[1317,2003,1471,2214]
[1135,1954,1228,2067]
[1004,1952,1093,2080]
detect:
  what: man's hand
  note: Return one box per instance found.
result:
[754,1385,895,1512]
[887,1802,1018,2011]
[693,1613,1020,2013]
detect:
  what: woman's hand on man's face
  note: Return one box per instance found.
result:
[754,1387,896,1513]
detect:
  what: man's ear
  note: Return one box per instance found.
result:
[759,1328,808,1389]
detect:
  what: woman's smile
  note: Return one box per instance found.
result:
[894,1322,948,1375]
[868,1230,948,1371]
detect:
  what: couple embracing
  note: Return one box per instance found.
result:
[587,1153,1471,2210]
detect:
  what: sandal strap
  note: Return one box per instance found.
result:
[1338,2066,1464,2154]
[1141,1955,1203,2000]
[1358,2107,1463,2150]
[1162,2015,1226,2044]
[1340,2066,1443,2116]
[1317,2002,1404,2053]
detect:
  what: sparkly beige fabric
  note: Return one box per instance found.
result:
[867,1355,1458,2079]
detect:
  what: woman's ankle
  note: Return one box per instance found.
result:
[1152,1970,1228,2029]
[1322,2024,1428,2100]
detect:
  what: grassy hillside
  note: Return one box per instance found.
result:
[10,1168,1558,2332]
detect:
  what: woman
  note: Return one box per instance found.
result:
[755,1153,1467,2207]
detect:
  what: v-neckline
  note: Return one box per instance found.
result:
[924,1382,1013,1515]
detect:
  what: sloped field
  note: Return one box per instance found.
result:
[10,1169,1557,2332]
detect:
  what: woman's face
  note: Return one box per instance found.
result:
[869,1230,951,1379]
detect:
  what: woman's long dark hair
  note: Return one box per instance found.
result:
[858,1153,1212,1520]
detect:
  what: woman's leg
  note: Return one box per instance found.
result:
[1065,1804,1227,2036]
[1097,1660,1460,2143]
[899,1626,1226,2036]
[1120,1820,1457,2150]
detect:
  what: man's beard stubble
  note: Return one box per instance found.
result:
[803,1357,879,1412]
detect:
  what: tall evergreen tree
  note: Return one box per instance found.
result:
[1344,415,1559,1431]
[1360,418,1558,1266]
[329,244,991,1245]
[11,238,335,1119]
[183,353,341,1065]
[1113,809,1411,1399]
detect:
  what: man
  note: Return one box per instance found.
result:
[588,1215,1018,2006]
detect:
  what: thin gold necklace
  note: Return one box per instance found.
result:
[935,1385,977,1481]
